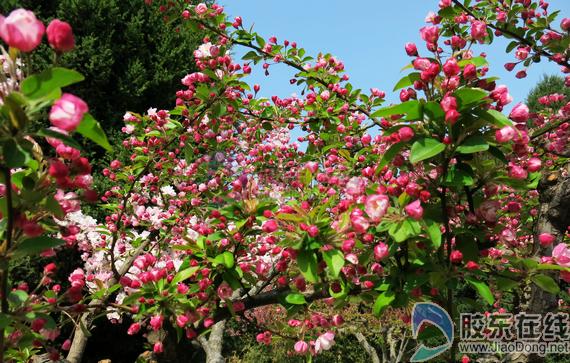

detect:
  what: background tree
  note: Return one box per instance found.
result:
[526,74,570,113]
[0,0,204,137]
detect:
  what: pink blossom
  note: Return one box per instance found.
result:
[539,233,556,247]
[509,103,529,123]
[294,340,309,354]
[195,3,208,15]
[450,250,463,264]
[262,220,278,233]
[398,126,415,142]
[405,42,418,56]
[217,282,233,299]
[150,314,163,331]
[404,200,423,220]
[0,9,45,52]
[553,244,570,267]
[256,331,272,345]
[470,20,487,41]
[420,26,439,44]
[49,93,89,132]
[351,215,370,233]
[46,19,74,52]
[365,194,390,222]
[127,323,141,335]
[374,242,389,261]
[443,58,460,77]
[495,126,515,143]
[315,331,335,353]
[508,164,528,180]
[527,157,542,172]
[153,342,163,354]
[346,177,366,196]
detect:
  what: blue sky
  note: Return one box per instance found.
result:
[223,0,570,109]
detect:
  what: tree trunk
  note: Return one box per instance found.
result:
[354,332,380,363]
[197,320,226,363]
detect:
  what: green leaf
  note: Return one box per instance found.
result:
[297,250,318,283]
[409,137,446,164]
[457,56,488,68]
[14,237,65,257]
[377,143,405,171]
[531,274,560,294]
[466,277,494,305]
[454,88,488,110]
[214,251,235,269]
[478,109,513,128]
[171,266,199,285]
[21,67,84,99]
[323,249,345,278]
[37,128,83,150]
[3,92,28,130]
[389,219,421,243]
[2,139,31,168]
[445,166,475,187]
[456,135,489,154]
[393,73,421,91]
[76,113,112,151]
[495,277,518,291]
[536,264,570,271]
[285,293,307,305]
[44,195,65,219]
[425,220,442,249]
[373,290,395,316]
[8,290,28,306]
[211,102,226,118]
[0,314,10,330]
[371,100,422,120]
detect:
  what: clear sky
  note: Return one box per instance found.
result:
[222,0,570,110]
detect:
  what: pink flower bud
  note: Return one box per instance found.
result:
[463,63,477,79]
[404,200,424,220]
[294,340,309,354]
[153,342,163,354]
[508,164,528,180]
[374,242,389,261]
[405,42,418,56]
[450,250,463,264]
[509,103,529,123]
[495,126,515,143]
[262,220,278,233]
[445,109,460,124]
[539,233,555,247]
[443,58,460,77]
[149,315,163,331]
[561,18,570,31]
[527,157,542,172]
[398,126,415,142]
[46,19,74,52]
[470,20,487,41]
[0,9,45,52]
[127,322,141,335]
[195,3,208,15]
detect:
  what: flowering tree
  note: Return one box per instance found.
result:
[0,8,111,363]
[1,0,570,362]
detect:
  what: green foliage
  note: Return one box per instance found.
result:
[526,74,570,112]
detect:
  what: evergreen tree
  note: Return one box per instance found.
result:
[1,0,203,132]
[526,74,570,113]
